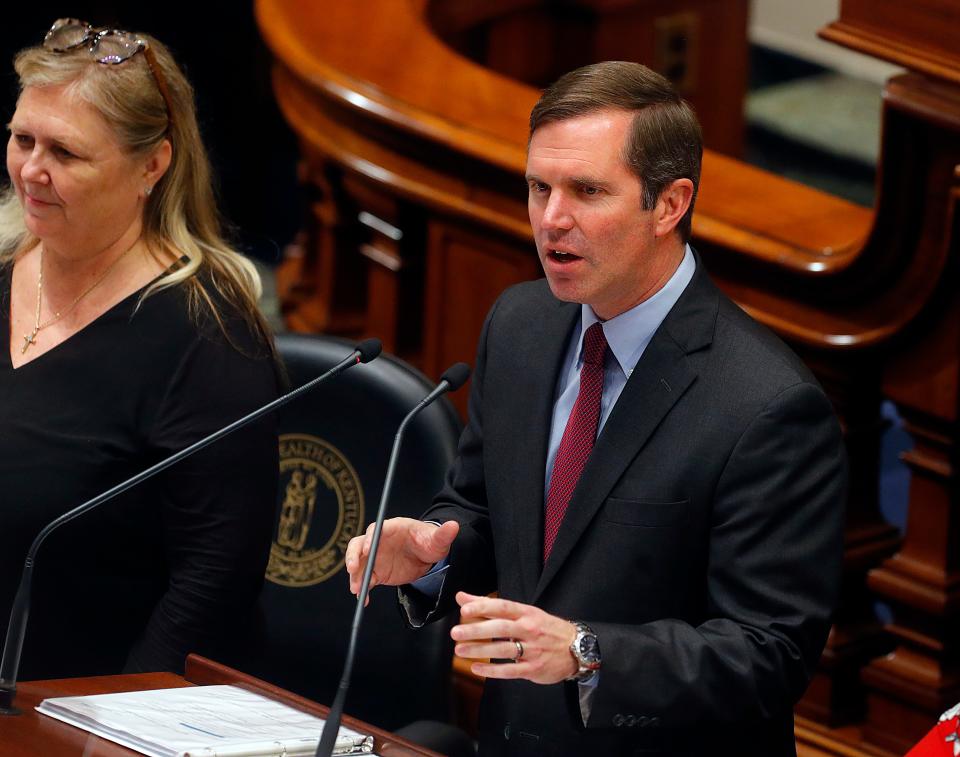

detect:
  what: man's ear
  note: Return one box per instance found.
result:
[142,138,173,190]
[653,178,694,238]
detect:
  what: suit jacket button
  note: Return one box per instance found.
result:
[624,715,636,727]
[612,714,625,727]
[649,716,661,727]
[636,715,649,727]
[503,724,511,740]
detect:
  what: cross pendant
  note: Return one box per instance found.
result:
[21,330,37,354]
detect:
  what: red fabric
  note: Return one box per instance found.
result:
[543,322,608,562]
[905,706,960,756]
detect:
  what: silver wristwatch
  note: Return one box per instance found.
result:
[568,621,601,682]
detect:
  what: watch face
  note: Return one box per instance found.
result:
[579,633,600,663]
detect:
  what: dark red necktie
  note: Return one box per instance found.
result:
[543,322,608,562]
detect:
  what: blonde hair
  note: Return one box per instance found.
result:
[0,30,272,347]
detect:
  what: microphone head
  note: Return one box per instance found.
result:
[355,338,382,364]
[440,362,471,391]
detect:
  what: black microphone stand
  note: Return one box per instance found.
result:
[315,362,470,757]
[0,339,382,716]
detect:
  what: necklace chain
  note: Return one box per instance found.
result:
[21,244,135,354]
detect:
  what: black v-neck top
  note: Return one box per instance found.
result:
[0,264,279,678]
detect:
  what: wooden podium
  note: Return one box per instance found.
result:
[1,655,441,757]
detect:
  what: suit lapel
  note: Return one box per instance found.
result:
[532,260,718,601]
[507,296,580,601]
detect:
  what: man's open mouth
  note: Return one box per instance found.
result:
[549,250,581,263]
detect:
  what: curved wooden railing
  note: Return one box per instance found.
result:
[255,2,960,754]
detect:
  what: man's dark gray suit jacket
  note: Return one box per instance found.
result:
[415,257,847,756]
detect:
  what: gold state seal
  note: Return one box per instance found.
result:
[267,433,364,587]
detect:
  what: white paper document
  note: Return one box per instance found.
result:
[36,684,376,756]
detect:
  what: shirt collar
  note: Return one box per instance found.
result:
[576,244,696,377]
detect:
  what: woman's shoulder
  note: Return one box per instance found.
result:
[129,276,273,383]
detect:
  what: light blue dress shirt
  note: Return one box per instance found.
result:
[544,245,695,497]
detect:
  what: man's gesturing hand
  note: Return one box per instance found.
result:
[452,592,578,684]
[344,517,459,596]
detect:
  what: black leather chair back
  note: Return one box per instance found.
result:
[254,333,462,730]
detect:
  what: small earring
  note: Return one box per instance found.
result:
[144,186,153,197]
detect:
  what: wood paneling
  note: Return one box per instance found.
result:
[822,0,960,86]
[423,221,541,414]
[429,0,749,155]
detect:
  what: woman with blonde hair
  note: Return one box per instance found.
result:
[0,19,279,677]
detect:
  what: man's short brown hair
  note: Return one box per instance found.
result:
[529,61,703,242]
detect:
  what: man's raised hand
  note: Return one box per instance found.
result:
[344,517,460,597]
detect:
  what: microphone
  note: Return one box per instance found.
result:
[0,338,382,716]
[315,362,471,757]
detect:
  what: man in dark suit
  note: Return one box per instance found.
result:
[345,61,846,756]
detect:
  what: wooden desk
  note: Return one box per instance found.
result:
[2,655,440,757]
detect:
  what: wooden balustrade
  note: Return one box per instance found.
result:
[255,1,960,752]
